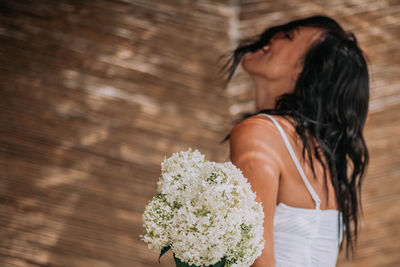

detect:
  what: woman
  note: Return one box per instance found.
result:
[220,15,370,266]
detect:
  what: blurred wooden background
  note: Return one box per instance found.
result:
[0,0,399,266]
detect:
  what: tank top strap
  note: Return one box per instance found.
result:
[259,113,321,210]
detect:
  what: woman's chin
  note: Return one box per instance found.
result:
[241,62,260,77]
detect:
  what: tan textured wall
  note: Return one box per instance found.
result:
[0,1,399,267]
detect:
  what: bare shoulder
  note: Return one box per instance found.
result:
[229,114,287,145]
[229,114,286,166]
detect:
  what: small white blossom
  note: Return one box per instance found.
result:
[141,148,265,266]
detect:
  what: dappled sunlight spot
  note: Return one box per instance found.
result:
[114,208,141,223]
[131,137,171,153]
[154,138,170,151]
[97,51,159,73]
[90,85,161,115]
[225,83,249,97]
[36,167,89,188]
[229,101,254,115]
[141,102,160,115]
[116,49,133,59]
[369,91,400,113]
[181,60,202,73]
[112,27,134,39]
[8,193,80,265]
[235,149,274,163]
[61,69,81,90]
[193,110,225,131]
[85,96,106,111]
[8,240,51,265]
[92,85,127,98]
[122,16,157,40]
[34,194,80,246]
[61,69,161,115]
[233,142,284,169]
[119,144,164,166]
[53,101,85,118]
[80,127,109,146]
[17,197,41,208]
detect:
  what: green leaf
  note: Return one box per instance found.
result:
[158,245,171,263]
[173,253,201,267]
[206,257,226,267]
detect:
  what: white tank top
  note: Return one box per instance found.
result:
[260,114,345,267]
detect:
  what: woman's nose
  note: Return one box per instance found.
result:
[261,45,270,52]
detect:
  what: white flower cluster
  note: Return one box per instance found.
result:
[140,148,265,267]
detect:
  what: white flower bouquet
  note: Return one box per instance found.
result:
[140,148,265,267]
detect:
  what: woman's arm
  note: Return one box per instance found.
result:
[229,116,281,267]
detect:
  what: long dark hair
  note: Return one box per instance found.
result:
[219,15,370,259]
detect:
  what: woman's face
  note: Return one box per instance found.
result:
[241,26,324,86]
